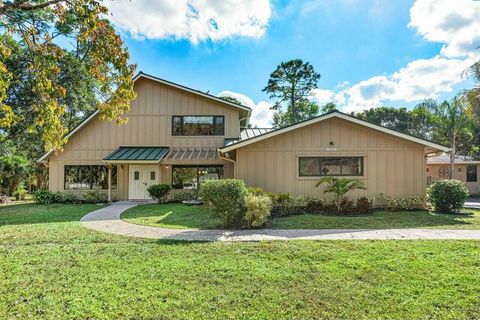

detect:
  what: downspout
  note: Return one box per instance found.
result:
[218,150,237,178]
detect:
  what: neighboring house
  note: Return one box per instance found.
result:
[426,154,480,195]
[39,72,449,202]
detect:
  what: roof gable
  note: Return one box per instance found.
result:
[220,111,450,154]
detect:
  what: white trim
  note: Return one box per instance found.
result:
[219,112,450,153]
[37,110,99,162]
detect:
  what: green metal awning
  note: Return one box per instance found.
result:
[103,146,169,162]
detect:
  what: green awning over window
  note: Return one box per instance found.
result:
[103,147,169,162]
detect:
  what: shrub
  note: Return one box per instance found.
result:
[61,192,80,204]
[356,196,374,214]
[244,194,272,228]
[427,179,469,213]
[173,190,195,202]
[33,189,55,204]
[378,193,423,212]
[13,185,27,201]
[338,197,354,214]
[83,189,108,203]
[200,179,247,228]
[247,186,266,196]
[305,196,325,214]
[147,184,171,203]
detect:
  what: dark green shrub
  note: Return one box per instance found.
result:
[338,197,354,214]
[356,196,373,214]
[173,190,195,202]
[33,189,55,204]
[61,192,80,204]
[200,179,247,228]
[244,194,272,228]
[147,184,171,203]
[83,190,108,203]
[305,196,325,213]
[427,179,469,213]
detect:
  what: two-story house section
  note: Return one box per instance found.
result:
[38,72,251,201]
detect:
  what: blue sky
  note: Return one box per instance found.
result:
[106,0,480,126]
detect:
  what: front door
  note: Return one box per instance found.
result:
[128,165,159,200]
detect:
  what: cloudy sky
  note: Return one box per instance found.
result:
[104,0,480,127]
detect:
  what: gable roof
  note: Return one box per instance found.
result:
[219,110,450,154]
[427,154,480,164]
[38,72,252,162]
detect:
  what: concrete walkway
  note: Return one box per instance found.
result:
[80,202,480,241]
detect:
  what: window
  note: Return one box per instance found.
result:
[150,171,156,181]
[172,116,224,136]
[172,165,223,189]
[64,165,117,190]
[299,157,363,177]
[134,171,140,181]
[467,165,477,182]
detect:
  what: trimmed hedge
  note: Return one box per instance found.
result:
[427,179,469,213]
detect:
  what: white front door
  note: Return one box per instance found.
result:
[128,165,160,200]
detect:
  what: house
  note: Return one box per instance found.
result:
[39,72,449,202]
[426,154,480,195]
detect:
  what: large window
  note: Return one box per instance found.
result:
[467,165,477,182]
[64,165,117,190]
[299,157,363,177]
[172,116,224,136]
[172,165,223,189]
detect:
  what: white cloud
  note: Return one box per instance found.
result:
[409,0,480,58]
[318,0,480,113]
[218,90,273,128]
[104,0,272,43]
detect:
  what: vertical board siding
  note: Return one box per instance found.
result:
[48,78,242,198]
[235,118,426,200]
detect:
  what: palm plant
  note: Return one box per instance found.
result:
[315,177,366,212]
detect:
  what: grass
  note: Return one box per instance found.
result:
[122,203,222,229]
[123,203,480,230]
[1,203,479,319]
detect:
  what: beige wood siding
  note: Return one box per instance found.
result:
[427,163,480,195]
[235,118,426,201]
[48,77,240,199]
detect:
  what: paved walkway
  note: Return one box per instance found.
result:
[80,202,480,241]
[464,198,480,209]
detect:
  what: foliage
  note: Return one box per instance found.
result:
[83,189,108,204]
[244,194,272,228]
[338,197,355,214]
[0,139,29,195]
[60,192,80,204]
[427,180,469,213]
[305,196,325,213]
[0,1,136,151]
[13,184,27,200]
[320,102,337,114]
[263,59,320,126]
[378,193,423,212]
[356,196,374,214]
[173,190,195,202]
[147,184,171,203]
[247,186,267,196]
[316,177,366,212]
[32,189,55,204]
[199,179,247,228]
[269,192,292,205]
[272,98,319,127]
[219,95,243,105]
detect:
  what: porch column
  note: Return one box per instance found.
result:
[107,164,112,202]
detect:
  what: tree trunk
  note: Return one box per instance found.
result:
[450,130,456,179]
[291,88,296,123]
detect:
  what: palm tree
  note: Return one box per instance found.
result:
[315,177,366,212]
[466,61,480,118]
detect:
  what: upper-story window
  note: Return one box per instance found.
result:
[172,116,224,136]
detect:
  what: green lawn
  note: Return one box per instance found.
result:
[122,203,222,229]
[123,203,480,230]
[1,203,479,319]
